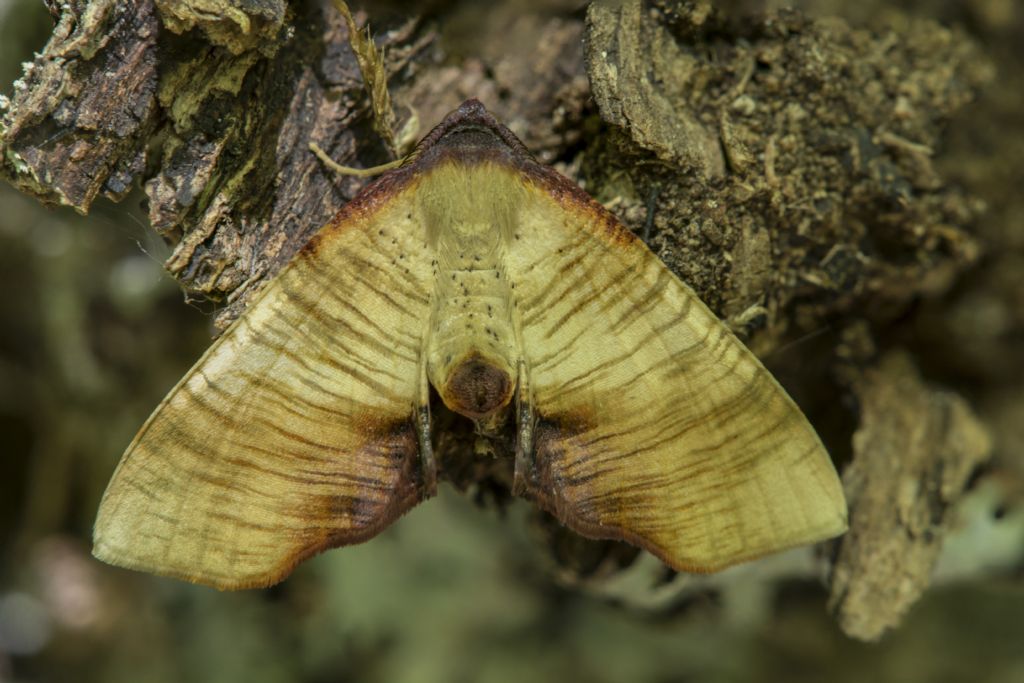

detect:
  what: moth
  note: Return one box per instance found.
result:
[93,100,847,589]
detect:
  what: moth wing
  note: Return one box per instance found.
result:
[507,178,847,572]
[94,188,433,589]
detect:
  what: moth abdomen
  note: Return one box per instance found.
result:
[438,352,514,419]
[427,263,517,420]
[426,301,518,420]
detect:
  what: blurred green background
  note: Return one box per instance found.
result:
[2,1,1023,682]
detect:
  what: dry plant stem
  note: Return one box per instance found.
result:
[333,0,398,156]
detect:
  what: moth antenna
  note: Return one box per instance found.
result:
[309,142,406,178]
[767,324,834,360]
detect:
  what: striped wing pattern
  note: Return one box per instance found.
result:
[93,194,433,589]
[507,184,847,572]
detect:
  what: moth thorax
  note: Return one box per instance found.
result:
[419,161,521,249]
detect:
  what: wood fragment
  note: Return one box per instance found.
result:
[829,352,992,641]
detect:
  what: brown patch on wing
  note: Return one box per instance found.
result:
[314,415,423,532]
[262,417,424,589]
[522,410,630,539]
[523,413,720,575]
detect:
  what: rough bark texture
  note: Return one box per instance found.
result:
[1,0,160,210]
[1,0,1016,643]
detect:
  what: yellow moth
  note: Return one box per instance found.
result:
[93,100,847,589]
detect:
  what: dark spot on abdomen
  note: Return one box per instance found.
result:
[442,354,513,420]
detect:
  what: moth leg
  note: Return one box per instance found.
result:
[417,345,437,496]
[512,359,535,496]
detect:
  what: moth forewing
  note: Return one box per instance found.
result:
[93,185,436,589]
[506,177,847,571]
